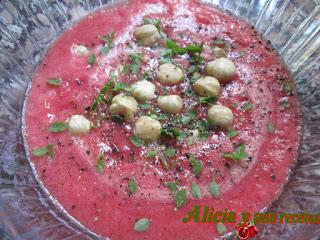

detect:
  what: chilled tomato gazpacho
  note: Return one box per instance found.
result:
[23,0,301,239]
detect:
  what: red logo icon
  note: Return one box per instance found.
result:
[236,221,258,239]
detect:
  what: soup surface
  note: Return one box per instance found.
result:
[24,0,301,239]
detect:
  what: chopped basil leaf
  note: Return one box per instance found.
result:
[175,189,187,209]
[49,122,68,133]
[91,79,115,111]
[111,115,124,123]
[99,31,115,54]
[187,65,200,75]
[96,150,106,173]
[162,87,169,95]
[283,82,294,95]
[112,82,131,93]
[223,144,248,161]
[217,222,227,235]
[199,96,217,104]
[160,126,186,142]
[209,180,219,197]
[88,53,97,65]
[176,131,187,142]
[149,114,158,120]
[134,218,150,232]
[181,109,197,125]
[213,37,232,51]
[140,71,152,81]
[280,100,291,108]
[213,39,225,45]
[227,129,238,138]
[165,39,203,57]
[99,31,115,48]
[140,102,151,110]
[196,120,210,140]
[164,148,176,158]
[130,135,144,147]
[241,102,254,111]
[159,114,169,121]
[127,53,143,75]
[32,144,55,159]
[47,78,61,86]
[191,183,201,198]
[32,147,48,157]
[146,150,156,158]
[185,43,203,54]
[160,49,173,63]
[230,103,238,108]
[127,177,138,195]
[101,46,109,55]
[187,153,202,178]
[267,121,275,133]
[166,182,177,193]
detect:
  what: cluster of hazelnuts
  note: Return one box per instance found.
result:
[67,22,236,142]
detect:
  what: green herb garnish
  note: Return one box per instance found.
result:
[181,109,197,125]
[126,53,143,75]
[164,148,176,158]
[146,150,156,158]
[166,182,177,193]
[32,147,48,157]
[49,122,68,133]
[91,76,115,111]
[101,46,110,55]
[96,150,106,173]
[187,153,202,178]
[140,102,151,110]
[213,38,225,45]
[134,218,150,232]
[140,71,153,81]
[127,177,138,195]
[196,120,210,140]
[280,100,291,108]
[283,82,294,95]
[160,49,172,63]
[241,102,254,111]
[47,78,61,86]
[175,189,187,209]
[112,82,131,93]
[160,126,186,142]
[87,53,97,65]
[209,180,219,197]
[216,222,227,235]
[32,144,56,159]
[227,129,238,138]
[223,144,248,161]
[130,135,144,147]
[199,96,217,104]
[164,39,203,60]
[187,65,200,75]
[99,31,115,54]
[191,183,201,198]
[267,121,275,133]
[230,103,238,108]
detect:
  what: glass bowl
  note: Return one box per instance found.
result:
[0,0,319,239]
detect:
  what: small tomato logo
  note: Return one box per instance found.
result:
[235,221,258,239]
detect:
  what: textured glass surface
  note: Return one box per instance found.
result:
[0,0,319,239]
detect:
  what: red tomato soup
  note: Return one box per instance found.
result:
[24,0,301,239]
